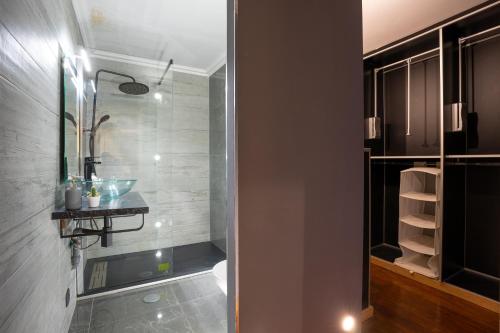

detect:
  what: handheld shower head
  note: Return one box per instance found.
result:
[64,112,77,128]
[95,114,110,130]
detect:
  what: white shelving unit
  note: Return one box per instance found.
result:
[395,167,441,278]
[400,213,436,229]
[400,192,438,202]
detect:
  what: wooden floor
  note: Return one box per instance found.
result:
[362,264,500,333]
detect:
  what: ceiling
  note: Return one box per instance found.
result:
[72,0,226,74]
[362,0,488,53]
[72,0,489,71]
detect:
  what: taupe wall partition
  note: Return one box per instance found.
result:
[235,0,364,331]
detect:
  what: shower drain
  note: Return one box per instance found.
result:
[143,293,161,303]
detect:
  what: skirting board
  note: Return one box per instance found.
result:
[371,256,500,314]
[235,299,373,330]
[361,305,374,322]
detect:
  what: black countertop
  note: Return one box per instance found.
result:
[51,192,149,220]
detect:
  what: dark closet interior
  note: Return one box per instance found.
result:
[365,31,442,264]
[364,4,500,303]
[444,158,500,300]
[442,7,500,301]
[382,56,440,156]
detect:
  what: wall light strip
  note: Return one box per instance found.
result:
[80,49,91,72]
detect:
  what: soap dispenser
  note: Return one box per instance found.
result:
[65,177,82,210]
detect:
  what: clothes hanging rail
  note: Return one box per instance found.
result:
[374,48,440,73]
[370,160,439,166]
[381,53,439,75]
[373,47,440,139]
[455,25,500,131]
[445,161,500,167]
[446,154,500,158]
[371,156,440,160]
[459,24,500,47]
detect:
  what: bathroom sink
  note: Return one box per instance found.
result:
[74,179,137,202]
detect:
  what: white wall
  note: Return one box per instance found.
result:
[363,0,487,53]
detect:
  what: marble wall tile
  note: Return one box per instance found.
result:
[165,130,210,155]
[209,66,227,253]
[172,106,210,131]
[0,2,59,81]
[0,0,82,332]
[167,201,211,226]
[0,26,57,111]
[0,209,76,333]
[170,154,210,178]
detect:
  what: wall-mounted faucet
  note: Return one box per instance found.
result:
[84,157,101,181]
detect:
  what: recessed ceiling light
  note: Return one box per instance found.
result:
[155,221,162,228]
[154,92,162,101]
[155,250,162,258]
[154,154,161,161]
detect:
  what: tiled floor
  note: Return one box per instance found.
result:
[69,272,227,333]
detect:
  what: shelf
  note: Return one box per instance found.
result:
[370,156,440,160]
[400,234,436,255]
[446,154,500,159]
[51,192,149,244]
[51,192,149,220]
[401,167,441,175]
[400,214,436,229]
[395,254,438,278]
[446,269,500,301]
[400,191,438,202]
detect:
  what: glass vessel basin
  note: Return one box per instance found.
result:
[75,179,137,202]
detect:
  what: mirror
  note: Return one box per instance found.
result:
[61,54,81,181]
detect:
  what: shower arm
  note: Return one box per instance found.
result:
[89,69,137,157]
[91,70,136,131]
[158,59,173,86]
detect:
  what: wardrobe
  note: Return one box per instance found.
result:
[363,2,500,308]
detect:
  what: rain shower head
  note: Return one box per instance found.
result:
[89,69,150,157]
[119,81,149,95]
